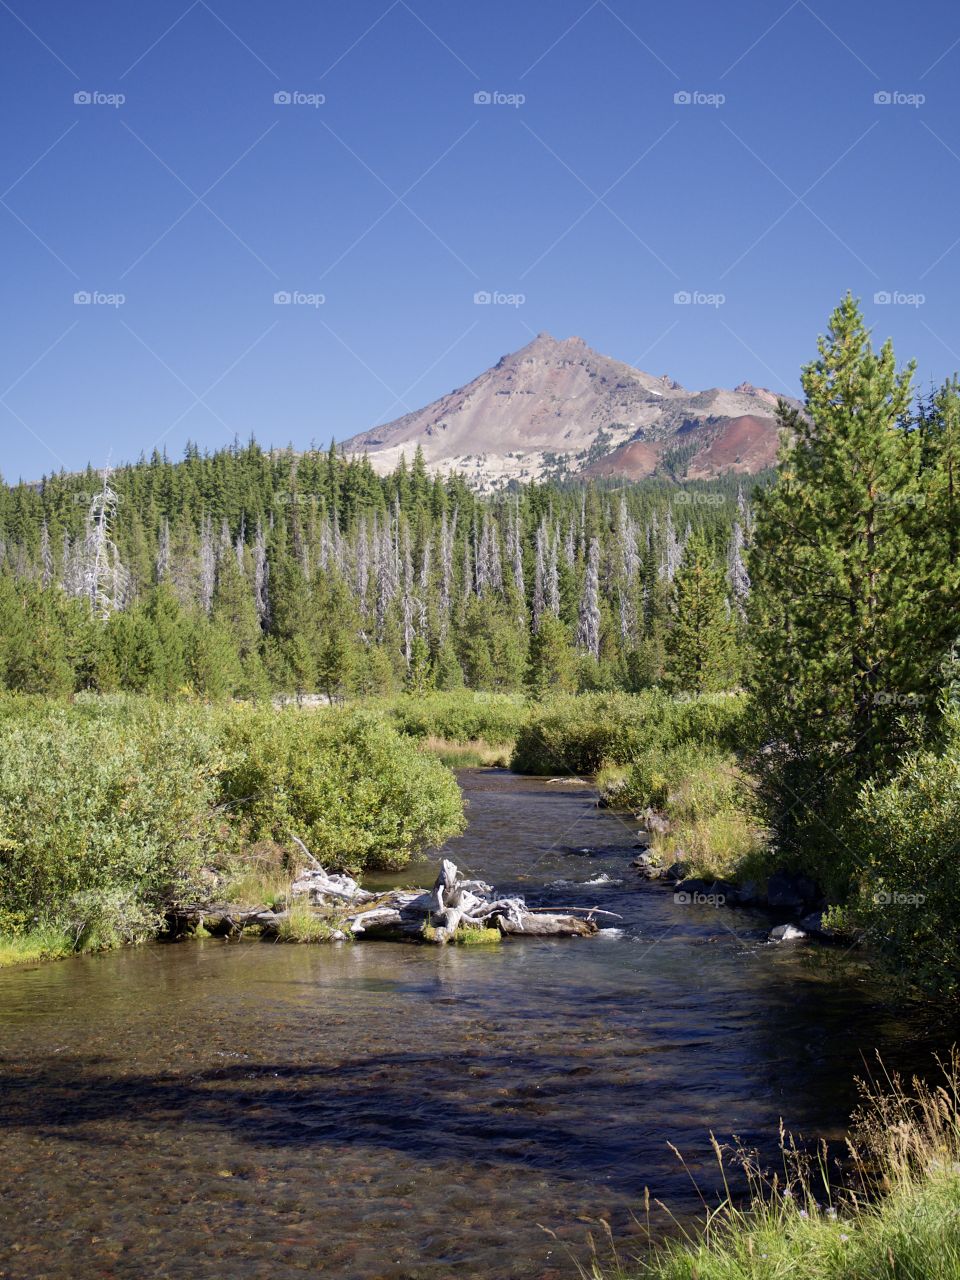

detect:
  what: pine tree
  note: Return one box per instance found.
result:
[526,611,575,697]
[748,294,932,875]
[665,532,737,693]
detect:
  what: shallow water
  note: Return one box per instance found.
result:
[0,770,945,1279]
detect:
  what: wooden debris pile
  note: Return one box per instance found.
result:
[170,857,603,945]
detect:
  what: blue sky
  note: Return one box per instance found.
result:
[1,0,959,481]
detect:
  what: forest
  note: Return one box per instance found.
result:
[0,433,748,702]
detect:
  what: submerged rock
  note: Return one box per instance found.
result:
[769,923,808,942]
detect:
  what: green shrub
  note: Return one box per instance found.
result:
[384,690,528,745]
[511,692,746,776]
[0,699,232,935]
[842,707,960,995]
[216,706,465,874]
[0,696,465,945]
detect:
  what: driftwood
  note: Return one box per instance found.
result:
[499,914,597,936]
[167,903,285,937]
[169,856,601,945]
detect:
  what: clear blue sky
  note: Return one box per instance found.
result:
[2,0,959,481]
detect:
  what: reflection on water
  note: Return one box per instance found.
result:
[0,770,945,1278]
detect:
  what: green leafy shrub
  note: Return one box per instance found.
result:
[511,692,746,775]
[215,706,464,874]
[384,690,528,745]
[0,697,465,945]
[842,708,960,995]
[0,700,232,935]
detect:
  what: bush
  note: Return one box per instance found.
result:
[511,692,746,776]
[216,706,465,874]
[384,690,528,745]
[841,707,960,995]
[0,696,465,943]
[0,699,232,935]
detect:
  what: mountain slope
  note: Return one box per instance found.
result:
[341,333,794,486]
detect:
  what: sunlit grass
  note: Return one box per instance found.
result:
[0,927,73,967]
[418,735,512,768]
[590,1055,960,1280]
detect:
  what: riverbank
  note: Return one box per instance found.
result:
[596,1056,960,1280]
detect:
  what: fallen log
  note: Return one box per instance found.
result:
[498,913,598,937]
[166,904,285,937]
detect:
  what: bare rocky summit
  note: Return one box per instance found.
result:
[341,332,798,487]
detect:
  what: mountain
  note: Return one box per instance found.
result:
[340,333,798,487]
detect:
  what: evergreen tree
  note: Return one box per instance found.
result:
[748,295,939,877]
[664,531,738,694]
[526,612,576,698]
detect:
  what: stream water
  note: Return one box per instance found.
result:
[0,770,946,1279]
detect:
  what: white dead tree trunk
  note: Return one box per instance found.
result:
[80,468,127,620]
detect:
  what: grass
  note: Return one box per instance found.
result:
[591,1054,960,1280]
[417,735,512,768]
[220,868,290,910]
[274,901,343,943]
[0,927,74,967]
[422,920,502,944]
[599,749,768,883]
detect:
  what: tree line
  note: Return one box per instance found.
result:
[0,443,749,699]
